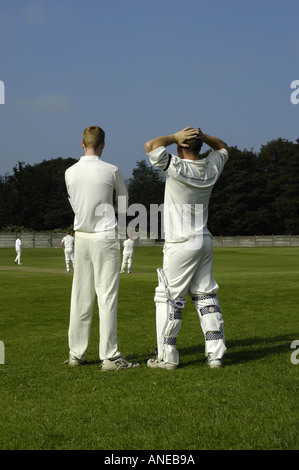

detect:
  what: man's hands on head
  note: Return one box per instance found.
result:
[173,127,198,148]
[196,129,228,150]
[145,125,224,153]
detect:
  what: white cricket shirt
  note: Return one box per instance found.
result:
[123,238,135,253]
[62,235,74,250]
[65,156,128,235]
[147,146,228,242]
[15,238,22,250]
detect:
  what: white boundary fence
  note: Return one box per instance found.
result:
[1,232,299,248]
[213,235,299,247]
[0,232,66,248]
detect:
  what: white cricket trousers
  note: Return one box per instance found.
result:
[14,249,22,265]
[121,252,133,273]
[68,232,121,361]
[158,235,226,364]
[64,249,74,272]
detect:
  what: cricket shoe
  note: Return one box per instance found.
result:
[68,355,86,367]
[147,357,177,370]
[101,356,140,371]
[206,354,223,368]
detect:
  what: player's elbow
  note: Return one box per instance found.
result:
[144,141,153,154]
[217,141,228,150]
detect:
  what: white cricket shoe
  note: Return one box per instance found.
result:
[206,354,223,368]
[147,357,177,370]
[68,355,85,367]
[101,356,140,371]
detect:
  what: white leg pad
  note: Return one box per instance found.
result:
[163,297,185,364]
[191,294,226,359]
[154,269,186,365]
[154,285,169,361]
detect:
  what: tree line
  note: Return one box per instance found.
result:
[0,137,298,236]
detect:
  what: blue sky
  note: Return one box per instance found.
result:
[0,0,298,179]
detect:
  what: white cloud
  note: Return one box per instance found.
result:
[9,93,75,113]
[0,1,48,30]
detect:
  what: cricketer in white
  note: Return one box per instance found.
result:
[61,231,75,273]
[65,126,140,370]
[145,126,228,369]
[120,236,135,273]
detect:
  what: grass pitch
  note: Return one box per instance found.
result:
[0,246,298,450]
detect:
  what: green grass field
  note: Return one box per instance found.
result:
[0,246,298,450]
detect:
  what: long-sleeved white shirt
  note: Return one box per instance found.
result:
[65,156,128,235]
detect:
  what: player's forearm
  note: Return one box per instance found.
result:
[201,133,228,150]
[145,127,198,153]
[144,135,176,153]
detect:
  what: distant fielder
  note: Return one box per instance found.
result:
[14,235,23,265]
[61,230,75,273]
[145,126,228,369]
[120,235,135,273]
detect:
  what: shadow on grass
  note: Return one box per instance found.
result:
[178,333,298,367]
[68,334,298,368]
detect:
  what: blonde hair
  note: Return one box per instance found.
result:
[82,126,105,150]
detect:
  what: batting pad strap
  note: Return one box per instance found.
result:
[164,336,177,345]
[192,294,217,301]
[169,311,182,321]
[205,331,223,341]
[200,305,221,316]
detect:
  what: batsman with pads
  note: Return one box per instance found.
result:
[145,126,228,369]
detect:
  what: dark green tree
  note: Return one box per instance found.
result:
[0,173,18,228]
[127,159,165,236]
[128,159,165,208]
[208,147,265,236]
[1,139,299,235]
[0,158,77,231]
[257,138,299,234]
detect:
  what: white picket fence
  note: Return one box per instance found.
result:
[1,232,299,248]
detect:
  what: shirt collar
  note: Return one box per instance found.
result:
[79,155,100,161]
